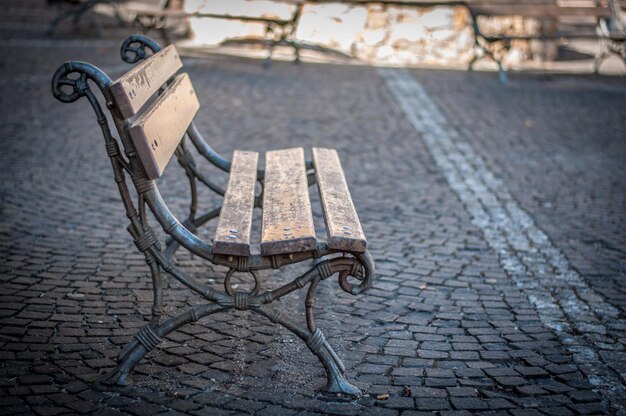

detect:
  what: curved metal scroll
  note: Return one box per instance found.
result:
[120,35,162,63]
[52,61,113,103]
[339,251,375,295]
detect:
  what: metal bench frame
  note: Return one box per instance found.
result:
[595,8,626,73]
[467,0,626,82]
[47,0,124,36]
[51,35,374,395]
[131,0,306,63]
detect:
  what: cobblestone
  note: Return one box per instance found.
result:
[0,1,625,415]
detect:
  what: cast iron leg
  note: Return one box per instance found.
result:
[47,16,63,35]
[467,43,508,84]
[264,41,276,67]
[468,45,482,71]
[593,50,609,74]
[469,43,507,83]
[253,304,361,395]
[145,254,163,326]
[289,40,301,63]
[94,304,226,389]
[159,27,172,46]
[47,8,73,35]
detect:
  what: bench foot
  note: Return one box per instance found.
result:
[320,342,361,395]
[305,325,361,395]
[593,50,608,73]
[93,345,146,389]
[97,302,362,395]
[254,303,362,396]
[469,44,508,84]
[94,304,227,391]
[326,375,361,396]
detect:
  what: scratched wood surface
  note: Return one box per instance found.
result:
[213,150,259,256]
[127,73,199,179]
[110,44,183,119]
[261,148,316,256]
[312,148,367,253]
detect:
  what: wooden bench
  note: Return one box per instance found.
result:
[129,0,306,63]
[47,0,124,36]
[467,0,626,81]
[51,34,374,395]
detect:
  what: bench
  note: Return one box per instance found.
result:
[595,1,626,72]
[467,0,626,81]
[51,34,375,395]
[47,0,123,36]
[130,0,306,63]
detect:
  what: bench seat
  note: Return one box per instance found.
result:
[213,147,367,257]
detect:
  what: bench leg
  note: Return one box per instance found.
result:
[83,7,104,38]
[47,6,84,36]
[253,304,361,396]
[159,27,172,46]
[293,42,301,63]
[264,41,276,67]
[47,12,67,36]
[97,300,360,394]
[284,39,301,63]
[146,254,163,325]
[594,49,609,74]
[47,3,100,36]
[594,40,626,74]
[469,44,508,83]
[94,304,226,389]
[93,251,371,394]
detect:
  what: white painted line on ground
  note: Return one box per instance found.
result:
[378,68,625,407]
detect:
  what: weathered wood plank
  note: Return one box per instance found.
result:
[312,148,367,253]
[127,73,199,179]
[213,151,259,256]
[471,5,610,17]
[110,44,182,119]
[261,148,316,256]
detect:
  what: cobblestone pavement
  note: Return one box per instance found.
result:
[1,2,626,415]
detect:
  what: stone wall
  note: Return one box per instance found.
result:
[183,0,547,67]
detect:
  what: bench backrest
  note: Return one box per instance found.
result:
[469,0,613,18]
[109,45,199,179]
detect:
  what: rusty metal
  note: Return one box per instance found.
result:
[51,34,374,395]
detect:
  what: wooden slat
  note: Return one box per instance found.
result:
[312,148,367,253]
[127,73,199,179]
[261,148,316,256]
[213,151,259,256]
[471,5,611,17]
[110,44,183,119]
